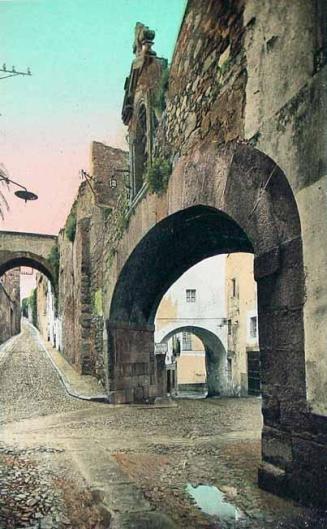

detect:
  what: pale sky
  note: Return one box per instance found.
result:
[0,0,186,235]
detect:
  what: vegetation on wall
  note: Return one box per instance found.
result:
[21,290,37,326]
[93,289,103,317]
[145,157,172,195]
[21,298,29,318]
[105,157,172,268]
[48,244,60,285]
[218,58,232,77]
[65,212,77,242]
[29,288,37,327]
[153,64,170,116]
[106,188,130,268]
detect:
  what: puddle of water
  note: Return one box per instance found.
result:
[186,483,243,522]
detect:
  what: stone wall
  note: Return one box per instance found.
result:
[242,0,327,416]
[58,182,92,373]
[92,141,128,207]
[158,0,246,158]
[58,143,128,381]
[0,269,21,344]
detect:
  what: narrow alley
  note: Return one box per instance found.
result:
[0,323,326,529]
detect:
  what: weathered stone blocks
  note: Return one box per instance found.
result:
[107,321,163,404]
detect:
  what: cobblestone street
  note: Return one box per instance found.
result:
[0,324,326,528]
[0,324,89,425]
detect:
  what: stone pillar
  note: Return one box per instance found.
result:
[205,346,223,397]
[255,239,327,506]
[106,320,165,404]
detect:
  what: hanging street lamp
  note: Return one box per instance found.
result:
[0,173,38,203]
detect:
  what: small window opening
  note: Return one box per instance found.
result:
[186,289,196,302]
[182,331,192,350]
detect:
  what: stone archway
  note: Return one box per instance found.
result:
[0,252,56,288]
[159,325,227,397]
[0,231,57,289]
[109,143,304,408]
[106,141,314,503]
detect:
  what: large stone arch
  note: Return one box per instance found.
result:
[109,142,304,410]
[159,325,227,396]
[105,140,320,503]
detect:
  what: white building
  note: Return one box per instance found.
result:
[155,255,229,396]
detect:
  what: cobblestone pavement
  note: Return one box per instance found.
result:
[0,323,89,425]
[0,323,327,529]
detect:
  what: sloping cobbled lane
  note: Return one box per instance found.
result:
[0,322,88,425]
[0,323,105,529]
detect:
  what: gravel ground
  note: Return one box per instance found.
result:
[0,445,107,529]
[0,446,66,529]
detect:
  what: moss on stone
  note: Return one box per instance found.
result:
[65,212,77,242]
[93,289,103,316]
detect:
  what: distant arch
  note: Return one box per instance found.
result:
[0,251,56,288]
[0,231,57,290]
[160,325,227,396]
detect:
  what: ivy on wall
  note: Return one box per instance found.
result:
[48,244,60,286]
[153,64,170,116]
[21,298,29,318]
[30,288,37,327]
[65,212,77,242]
[106,188,130,268]
[145,157,172,195]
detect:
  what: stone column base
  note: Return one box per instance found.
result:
[259,422,327,507]
[107,320,166,404]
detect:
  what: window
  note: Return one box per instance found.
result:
[186,289,196,302]
[231,278,236,297]
[227,358,232,380]
[250,316,257,338]
[182,331,192,350]
[172,336,181,357]
[228,319,232,336]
